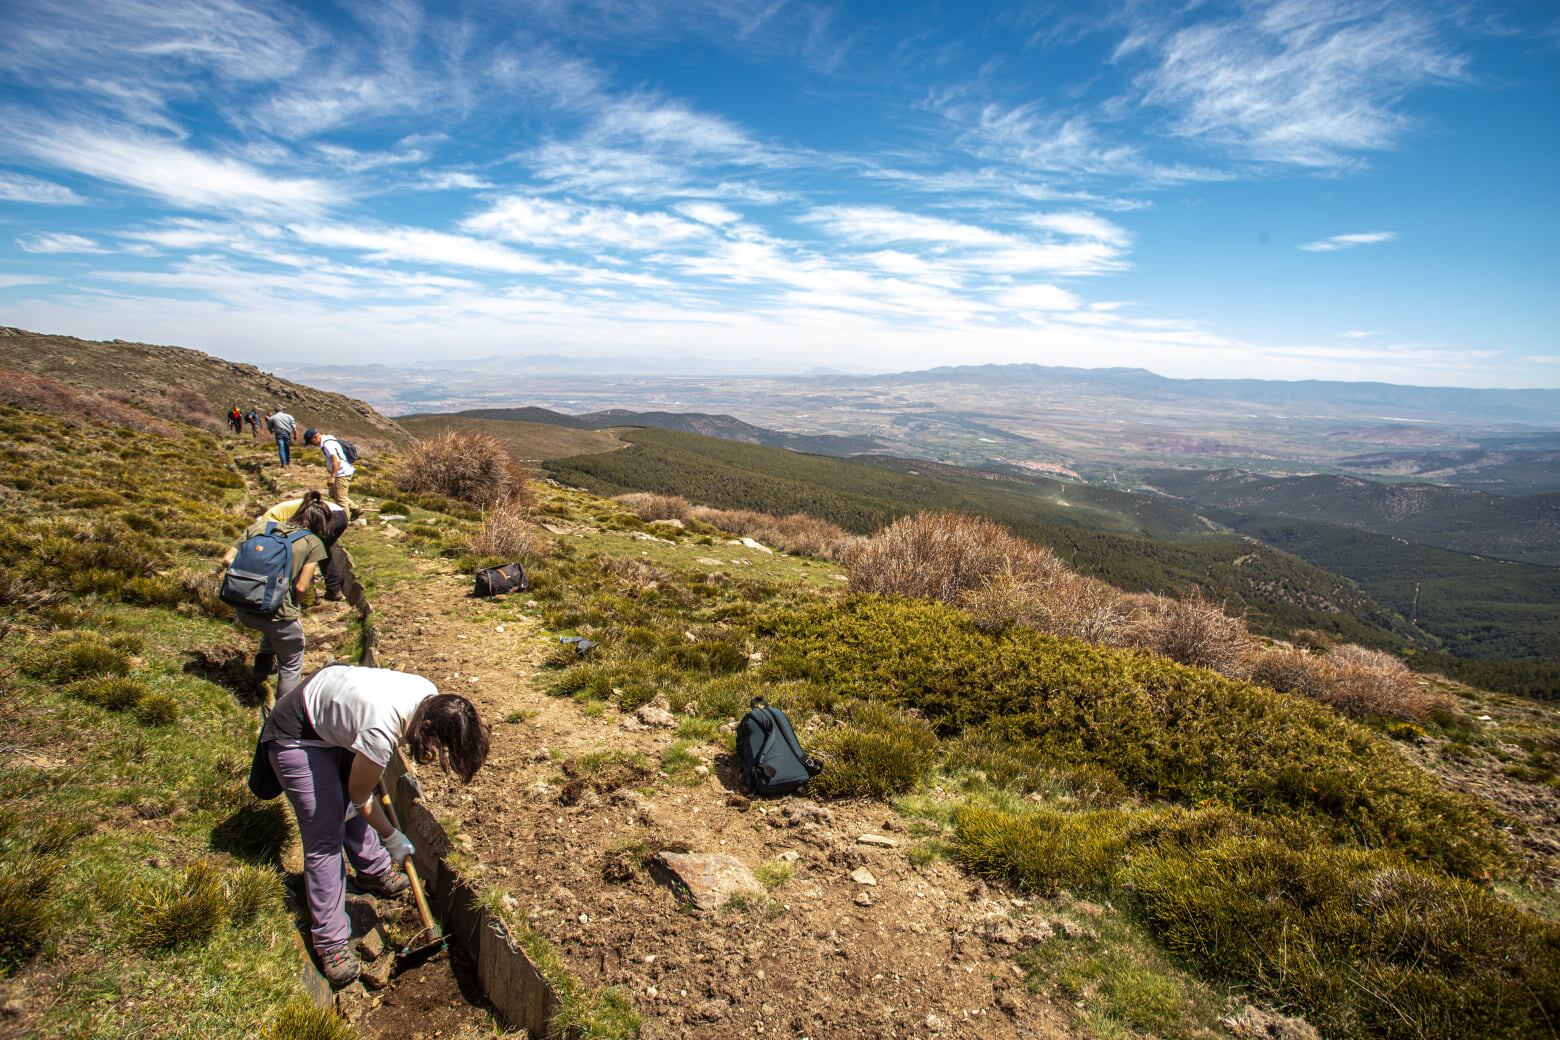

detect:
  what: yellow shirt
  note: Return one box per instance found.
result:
[262,499,304,524]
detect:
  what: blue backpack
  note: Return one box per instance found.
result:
[221,522,312,616]
[737,698,823,797]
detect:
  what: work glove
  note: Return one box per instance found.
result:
[382,828,415,864]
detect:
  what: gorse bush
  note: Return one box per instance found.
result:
[396,429,531,509]
[809,701,938,798]
[1247,642,1449,721]
[769,597,1504,878]
[952,801,1560,1040]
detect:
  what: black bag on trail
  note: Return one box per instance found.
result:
[474,562,528,597]
[737,698,822,797]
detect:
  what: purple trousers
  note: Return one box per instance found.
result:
[269,742,391,953]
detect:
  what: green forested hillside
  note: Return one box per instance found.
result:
[1148,468,1560,564]
[548,428,1413,646]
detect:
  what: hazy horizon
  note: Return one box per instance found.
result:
[1,1,1557,387]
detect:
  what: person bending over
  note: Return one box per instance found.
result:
[262,490,349,601]
[219,500,329,701]
[258,664,490,986]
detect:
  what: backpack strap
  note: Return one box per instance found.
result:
[749,699,780,781]
[765,705,816,773]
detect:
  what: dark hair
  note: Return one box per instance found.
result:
[293,499,332,539]
[407,694,490,783]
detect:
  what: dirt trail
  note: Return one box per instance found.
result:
[352,521,1072,1040]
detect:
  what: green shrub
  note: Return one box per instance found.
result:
[1127,835,1560,1040]
[121,574,184,608]
[952,803,1129,896]
[809,702,938,799]
[770,598,1504,878]
[665,637,749,674]
[25,631,132,683]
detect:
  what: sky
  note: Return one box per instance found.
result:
[0,0,1557,386]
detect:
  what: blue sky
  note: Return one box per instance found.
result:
[0,0,1556,385]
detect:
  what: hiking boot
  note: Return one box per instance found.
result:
[357,869,410,899]
[348,508,364,521]
[318,944,361,987]
[323,589,345,602]
[251,650,275,681]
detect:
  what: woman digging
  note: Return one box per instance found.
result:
[258,664,491,985]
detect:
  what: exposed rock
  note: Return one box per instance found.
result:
[738,537,773,554]
[780,800,834,828]
[696,557,724,566]
[854,890,873,907]
[635,694,677,728]
[776,850,801,863]
[858,833,898,848]
[650,518,685,529]
[358,954,393,990]
[692,998,730,1022]
[849,867,878,886]
[1221,1006,1321,1040]
[650,852,764,911]
[357,927,386,961]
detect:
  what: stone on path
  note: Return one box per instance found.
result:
[858,833,898,848]
[849,867,878,886]
[738,537,773,554]
[651,852,764,911]
[635,694,677,728]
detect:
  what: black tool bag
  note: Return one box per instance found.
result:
[737,698,823,797]
[474,562,528,597]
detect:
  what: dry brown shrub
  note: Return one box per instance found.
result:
[396,430,530,509]
[0,370,176,436]
[848,512,1067,602]
[145,385,222,433]
[688,505,858,560]
[960,565,1128,644]
[1245,642,1447,721]
[1321,643,1448,720]
[1125,590,1257,676]
[615,493,692,521]
[465,501,551,559]
[1246,645,1332,700]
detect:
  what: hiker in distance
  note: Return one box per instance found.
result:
[227,404,243,434]
[262,489,350,602]
[245,405,260,439]
[266,407,296,467]
[305,427,358,518]
[258,663,490,985]
[218,498,331,702]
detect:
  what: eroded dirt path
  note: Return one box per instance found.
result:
[351,519,1073,1040]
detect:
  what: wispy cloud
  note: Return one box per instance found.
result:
[462,195,710,252]
[0,274,54,289]
[17,233,108,254]
[1123,0,1467,168]
[9,122,339,215]
[0,170,86,205]
[1299,231,1398,253]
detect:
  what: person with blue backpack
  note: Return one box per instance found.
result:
[218,499,330,702]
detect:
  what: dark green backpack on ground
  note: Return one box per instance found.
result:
[737,698,823,797]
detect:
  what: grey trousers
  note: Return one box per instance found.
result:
[238,612,307,701]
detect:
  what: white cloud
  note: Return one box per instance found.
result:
[0,170,85,204]
[462,195,710,252]
[418,170,495,191]
[997,284,1083,312]
[0,274,53,289]
[289,222,556,275]
[17,233,108,254]
[677,202,742,226]
[1299,231,1398,252]
[11,122,338,215]
[1126,0,1467,167]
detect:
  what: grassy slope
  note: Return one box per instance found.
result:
[0,327,410,449]
[546,427,1414,647]
[398,414,624,464]
[0,402,337,1037]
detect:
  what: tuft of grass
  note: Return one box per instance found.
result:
[226,864,286,925]
[753,859,795,889]
[135,691,180,726]
[261,1000,356,1040]
[25,630,132,682]
[396,429,531,509]
[660,740,704,784]
[131,861,230,951]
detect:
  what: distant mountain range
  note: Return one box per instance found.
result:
[403,406,887,457]
[826,364,1560,425]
